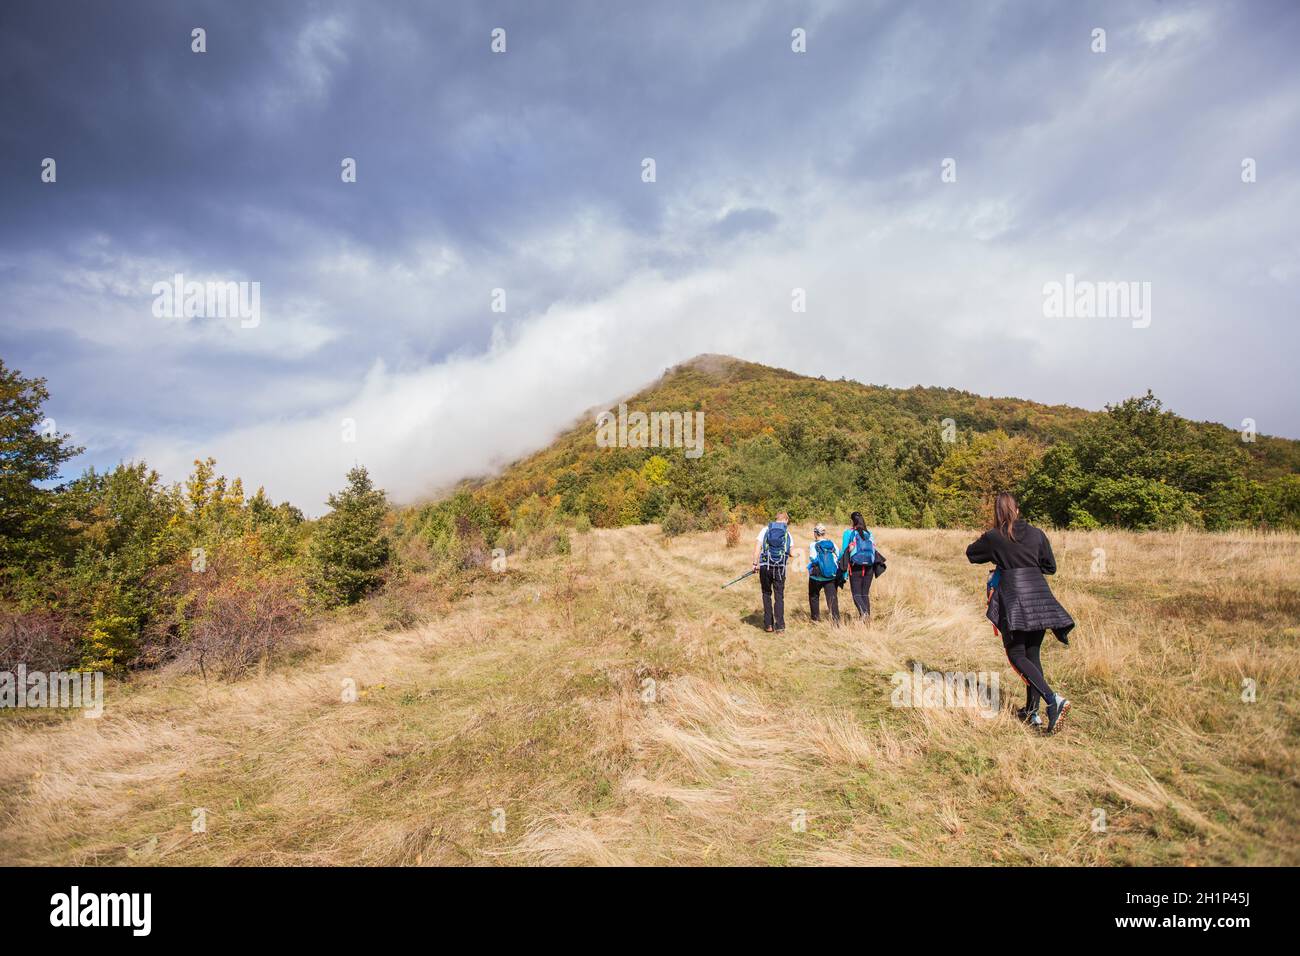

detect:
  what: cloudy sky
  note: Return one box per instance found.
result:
[2,0,1297,513]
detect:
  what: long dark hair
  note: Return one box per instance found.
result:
[993,492,1020,540]
[850,511,866,532]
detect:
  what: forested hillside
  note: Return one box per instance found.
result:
[421,354,1300,544]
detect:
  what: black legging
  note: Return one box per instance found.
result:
[1002,629,1053,711]
[848,564,872,618]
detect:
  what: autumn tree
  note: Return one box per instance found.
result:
[929,430,1043,526]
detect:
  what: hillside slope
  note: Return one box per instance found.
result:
[436,354,1300,535]
[3,522,1296,865]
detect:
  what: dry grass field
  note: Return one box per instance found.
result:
[2,524,1297,866]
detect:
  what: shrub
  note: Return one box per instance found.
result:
[140,561,302,678]
[661,501,692,537]
[724,514,741,548]
[0,608,78,672]
[530,526,571,556]
[1067,505,1101,531]
[376,589,423,632]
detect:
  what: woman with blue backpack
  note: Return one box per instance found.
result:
[807,523,841,624]
[841,512,876,619]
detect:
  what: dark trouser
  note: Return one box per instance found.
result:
[1002,629,1053,712]
[848,564,873,618]
[759,565,786,630]
[808,577,839,623]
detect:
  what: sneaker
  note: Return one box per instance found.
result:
[1044,694,1071,734]
[1015,706,1042,726]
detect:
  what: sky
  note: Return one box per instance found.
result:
[1,0,1297,514]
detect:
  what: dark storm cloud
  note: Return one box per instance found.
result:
[1,0,1297,508]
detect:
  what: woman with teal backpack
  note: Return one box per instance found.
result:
[807,523,840,624]
[841,511,875,619]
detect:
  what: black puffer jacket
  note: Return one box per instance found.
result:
[966,521,1074,643]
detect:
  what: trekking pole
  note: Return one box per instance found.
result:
[721,569,757,589]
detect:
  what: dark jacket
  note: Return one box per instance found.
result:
[834,549,884,587]
[967,521,1074,643]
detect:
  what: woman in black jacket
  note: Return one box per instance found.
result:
[966,492,1074,734]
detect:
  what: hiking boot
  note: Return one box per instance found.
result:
[1015,706,1044,728]
[1044,695,1071,734]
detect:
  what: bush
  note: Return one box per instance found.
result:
[1067,505,1101,530]
[532,526,571,556]
[376,589,423,632]
[140,561,302,678]
[0,608,78,672]
[661,501,692,537]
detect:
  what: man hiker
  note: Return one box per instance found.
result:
[752,512,793,632]
[808,523,841,624]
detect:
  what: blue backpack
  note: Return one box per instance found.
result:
[761,522,790,566]
[812,539,838,579]
[849,529,875,566]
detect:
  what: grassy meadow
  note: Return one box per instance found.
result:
[1,523,1296,865]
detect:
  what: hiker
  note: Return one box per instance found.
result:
[807,523,840,624]
[966,492,1075,734]
[840,512,876,619]
[752,512,793,632]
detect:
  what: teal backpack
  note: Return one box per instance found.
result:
[848,529,875,566]
[812,539,838,578]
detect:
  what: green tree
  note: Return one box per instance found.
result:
[1021,393,1249,529]
[1083,476,1201,530]
[59,463,179,670]
[0,359,84,570]
[1262,475,1300,531]
[309,467,390,606]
